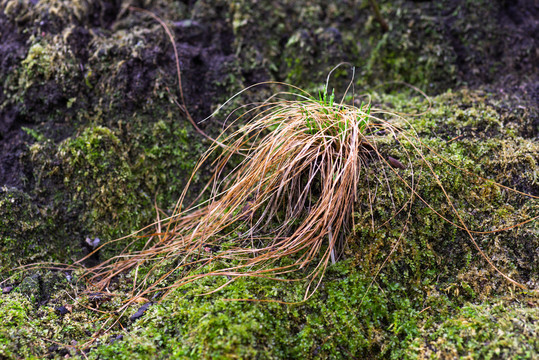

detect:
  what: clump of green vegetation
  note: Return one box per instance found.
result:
[81,79,389,301]
[406,301,539,359]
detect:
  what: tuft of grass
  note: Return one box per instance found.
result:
[78,76,536,318]
[73,11,536,313]
[82,83,392,303]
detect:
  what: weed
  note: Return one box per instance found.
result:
[82,78,387,303]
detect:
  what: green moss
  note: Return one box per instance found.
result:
[363,2,457,91]
[353,89,537,291]
[0,277,107,359]
[1,0,537,358]
[0,35,78,124]
[0,293,35,359]
[23,116,207,259]
[58,126,140,234]
[0,187,72,272]
[229,0,457,92]
[406,301,539,359]
[88,262,403,359]
[17,38,77,91]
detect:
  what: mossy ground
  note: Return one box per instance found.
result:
[1,0,538,359]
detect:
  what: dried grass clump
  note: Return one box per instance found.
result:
[81,79,536,310]
[82,83,415,306]
[74,9,535,309]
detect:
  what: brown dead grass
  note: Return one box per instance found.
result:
[82,86,406,306]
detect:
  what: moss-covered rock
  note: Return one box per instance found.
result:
[0,0,537,359]
[0,187,73,272]
[2,88,537,359]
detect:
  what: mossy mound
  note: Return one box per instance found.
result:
[0,0,537,359]
[1,89,537,359]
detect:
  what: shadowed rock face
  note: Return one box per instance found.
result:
[0,12,30,189]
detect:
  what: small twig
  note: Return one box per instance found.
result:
[130,7,214,142]
[447,134,463,143]
[418,306,431,315]
[368,0,389,32]
[329,225,335,265]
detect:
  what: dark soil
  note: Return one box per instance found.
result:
[445,0,539,137]
[0,12,30,188]
[446,0,539,90]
